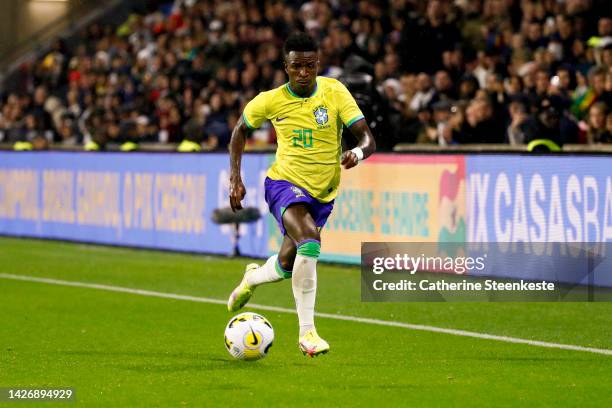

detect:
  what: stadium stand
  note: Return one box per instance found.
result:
[0,0,611,152]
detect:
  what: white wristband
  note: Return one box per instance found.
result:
[350,147,364,161]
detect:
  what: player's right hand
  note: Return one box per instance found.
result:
[229,179,246,212]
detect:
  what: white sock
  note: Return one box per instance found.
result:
[292,254,317,336]
[246,254,287,287]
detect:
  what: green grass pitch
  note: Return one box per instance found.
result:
[1,237,612,407]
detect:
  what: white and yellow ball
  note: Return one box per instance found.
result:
[224,312,274,361]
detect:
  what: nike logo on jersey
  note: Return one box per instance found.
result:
[275,116,288,122]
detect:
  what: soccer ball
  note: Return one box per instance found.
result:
[224,312,274,361]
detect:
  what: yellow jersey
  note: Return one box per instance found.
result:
[242,76,364,203]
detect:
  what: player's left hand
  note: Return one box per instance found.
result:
[341,151,359,169]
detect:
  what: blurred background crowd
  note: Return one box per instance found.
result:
[0,0,611,151]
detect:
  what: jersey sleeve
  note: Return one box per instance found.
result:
[336,81,365,127]
[242,91,268,129]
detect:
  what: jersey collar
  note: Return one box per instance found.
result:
[286,78,318,99]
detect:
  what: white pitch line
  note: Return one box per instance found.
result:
[2,273,611,357]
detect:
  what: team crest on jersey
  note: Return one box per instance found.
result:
[313,106,328,125]
[291,186,305,198]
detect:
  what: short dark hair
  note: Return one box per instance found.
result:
[283,32,318,57]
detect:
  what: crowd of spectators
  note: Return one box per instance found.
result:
[0,0,611,151]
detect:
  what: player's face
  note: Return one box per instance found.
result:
[284,51,319,96]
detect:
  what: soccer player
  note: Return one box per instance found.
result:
[227,32,376,357]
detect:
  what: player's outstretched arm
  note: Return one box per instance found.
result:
[228,116,249,211]
[341,119,376,169]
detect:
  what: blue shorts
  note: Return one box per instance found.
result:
[264,177,334,236]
